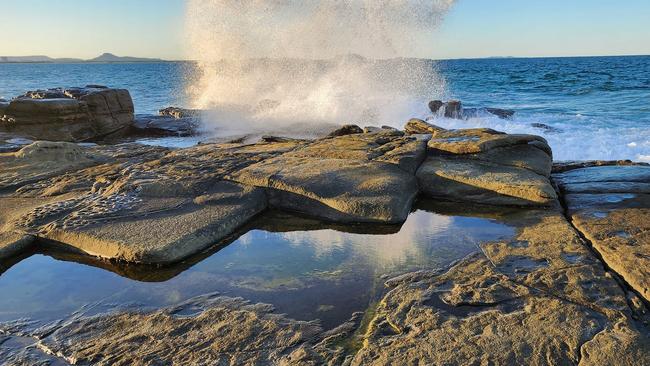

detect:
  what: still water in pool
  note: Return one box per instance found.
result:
[0,203,516,329]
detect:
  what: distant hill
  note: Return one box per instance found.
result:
[0,53,166,63]
[0,55,84,63]
[86,53,164,63]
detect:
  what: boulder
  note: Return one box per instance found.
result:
[485,107,515,119]
[428,128,552,156]
[0,86,134,142]
[159,106,201,119]
[403,118,446,136]
[132,114,199,137]
[554,165,650,301]
[326,124,364,137]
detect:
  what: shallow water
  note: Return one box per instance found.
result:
[0,204,516,330]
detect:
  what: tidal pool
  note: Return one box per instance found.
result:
[0,201,516,330]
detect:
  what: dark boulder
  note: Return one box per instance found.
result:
[132,114,199,137]
[327,124,364,137]
[159,107,201,119]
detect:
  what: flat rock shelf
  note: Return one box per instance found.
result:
[0,116,648,365]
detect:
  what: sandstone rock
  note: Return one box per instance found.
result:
[0,86,134,142]
[230,133,425,223]
[553,160,648,174]
[531,122,561,133]
[327,124,364,137]
[403,118,446,136]
[555,165,650,302]
[444,100,463,118]
[1,141,311,264]
[352,208,644,365]
[0,232,34,260]
[428,100,515,120]
[4,294,325,365]
[417,155,557,206]
[428,128,551,156]
[428,100,444,114]
[485,107,515,119]
[418,128,555,206]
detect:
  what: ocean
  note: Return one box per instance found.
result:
[1,55,648,162]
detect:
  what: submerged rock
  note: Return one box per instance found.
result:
[0,86,134,142]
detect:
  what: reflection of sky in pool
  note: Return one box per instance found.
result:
[0,206,515,329]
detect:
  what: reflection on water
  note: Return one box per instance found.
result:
[0,202,516,329]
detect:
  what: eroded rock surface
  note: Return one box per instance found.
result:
[0,86,134,142]
[417,127,556,206]
[555,165,650,302]
[230,131,426,223]
[352,209,649,365]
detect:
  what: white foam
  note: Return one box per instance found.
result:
[421,113,650,163]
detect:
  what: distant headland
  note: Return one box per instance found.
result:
[0,53,167,63]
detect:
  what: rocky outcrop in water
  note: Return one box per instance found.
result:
[0,86,134,142]
[429,99,516,120]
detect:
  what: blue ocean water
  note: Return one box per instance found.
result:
[1,56,648,161]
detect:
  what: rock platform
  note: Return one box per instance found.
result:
[0,112,648,364]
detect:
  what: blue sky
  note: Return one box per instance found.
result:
[1,0,649,59]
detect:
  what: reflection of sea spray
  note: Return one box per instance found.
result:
[184,0,455,134]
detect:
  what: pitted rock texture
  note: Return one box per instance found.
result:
[555,165,650,302]
[0,86,134,142]
[0,294,327,366]
[351,209,649,365]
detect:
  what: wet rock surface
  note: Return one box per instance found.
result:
[0,86,134,142]
[429,99,515,120]
[555,165,650,302]
[351,208,649,365]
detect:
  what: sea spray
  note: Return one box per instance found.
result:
[184,0,455,136]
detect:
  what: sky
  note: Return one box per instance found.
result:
[1,0,649,60]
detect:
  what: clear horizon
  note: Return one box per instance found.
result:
[1,0,649,60]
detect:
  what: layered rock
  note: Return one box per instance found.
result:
[555,164,650,302]
[230,130,426,223]
[0,86,134,142]
[417,127,557,206]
